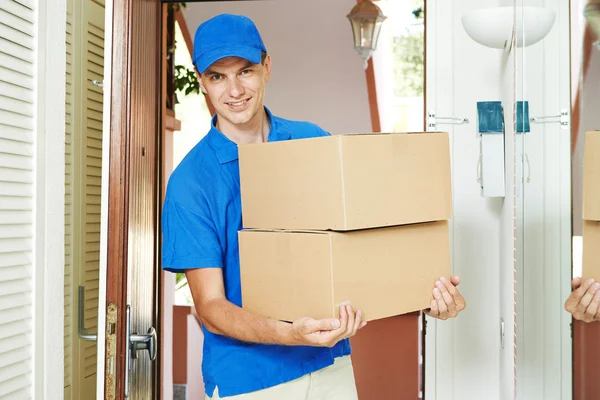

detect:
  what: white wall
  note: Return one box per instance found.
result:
[425,0,514,398]
[571,0,587,111]
[182,0,372,135]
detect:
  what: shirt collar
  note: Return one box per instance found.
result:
[207,106,291,164]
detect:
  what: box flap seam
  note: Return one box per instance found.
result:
[328,234,335,318]
[337,136,348,230]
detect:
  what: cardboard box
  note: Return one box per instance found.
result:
[238,132,452,231]
[582,131,599,279]
[583,131,600,221]
[238,221,451,322]
[582,220,600,280]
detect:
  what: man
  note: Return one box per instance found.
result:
[565,277,600,323]
[162,13,466,399]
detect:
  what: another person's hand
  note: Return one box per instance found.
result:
[564,277,600,323]
[424,276,466,320]
[291,304,366,348]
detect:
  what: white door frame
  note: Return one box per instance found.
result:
[95,0,113,396]
[34,0,66,398]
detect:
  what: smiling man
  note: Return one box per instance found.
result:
[161,13,466,400]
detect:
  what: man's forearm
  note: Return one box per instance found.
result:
[197,298,300,345]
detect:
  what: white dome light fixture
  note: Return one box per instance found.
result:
[461,6,556,50]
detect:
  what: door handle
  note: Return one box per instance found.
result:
[427,111,469,130]
[529,108,570,129]
[124,305,157,398]
[80,286,157,397]
[78,285,97,342]
[130,328,157,361]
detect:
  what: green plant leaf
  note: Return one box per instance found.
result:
[173,64,200,96]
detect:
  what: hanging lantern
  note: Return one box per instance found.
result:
[347,0,387,69]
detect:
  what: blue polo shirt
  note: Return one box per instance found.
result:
[161,107,351,397]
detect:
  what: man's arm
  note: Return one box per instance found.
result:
[185,267,366,347]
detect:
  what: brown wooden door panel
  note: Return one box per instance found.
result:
[351,313,421,400]
[574,320,600,400]
[105,0,162,398]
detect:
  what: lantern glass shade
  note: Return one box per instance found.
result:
[350,18,383,49]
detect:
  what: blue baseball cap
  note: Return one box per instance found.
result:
[193,14,267,74]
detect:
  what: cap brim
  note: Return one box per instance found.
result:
[195,45,263,73]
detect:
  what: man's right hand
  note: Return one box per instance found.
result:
[290,304,367,347]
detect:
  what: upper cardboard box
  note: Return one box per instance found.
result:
[238,132,452,231]
[583,131,600,221]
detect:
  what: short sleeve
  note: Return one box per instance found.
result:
[161,197,223,272]
[312,123,332,138]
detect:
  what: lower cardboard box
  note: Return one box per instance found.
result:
[238,220,451,322]
[583,220,600,280]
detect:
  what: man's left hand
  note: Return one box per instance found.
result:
[423,276,466,320]
[564,277,600,323]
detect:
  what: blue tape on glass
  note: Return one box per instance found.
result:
[516,101,530,133]
[477,101,504,134]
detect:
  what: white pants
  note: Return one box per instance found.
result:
[206,356,358,400]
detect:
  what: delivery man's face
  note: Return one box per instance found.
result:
[200,55,272,128]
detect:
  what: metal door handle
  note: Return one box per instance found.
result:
[124,305,157,398]
[428,111,469,130]
[130,328,157,361]
[524,153,531,183]
[78,286,97,342]
[530,108,569,128]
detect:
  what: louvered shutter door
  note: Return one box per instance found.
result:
[81,0,104,384]
[0,1,36,399]
[63,1,105,396]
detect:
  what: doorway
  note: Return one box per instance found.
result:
[67,1,426,398]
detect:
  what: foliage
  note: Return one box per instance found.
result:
[176,272,188,292]
[412,6,423,19]
[391,30,424,97]
[389,0,425,98]
[167,2,199,100]
[174,64,200,97]
[412,0,424,19]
